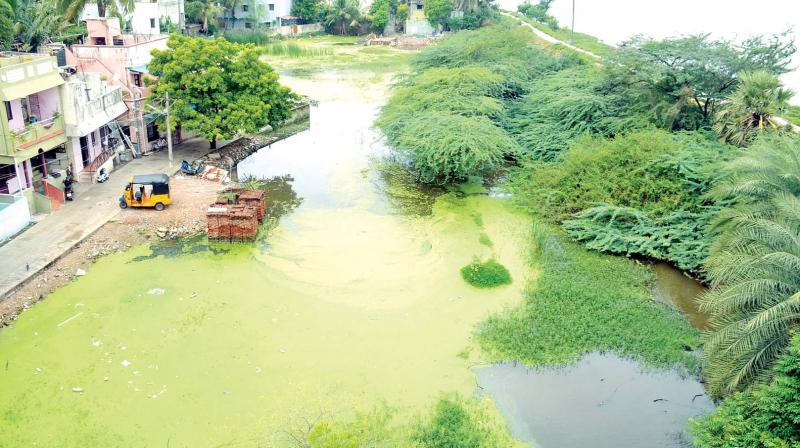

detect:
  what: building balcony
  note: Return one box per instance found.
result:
[65,87,128,137]
[0,115,67,163]
[0,53,63,102]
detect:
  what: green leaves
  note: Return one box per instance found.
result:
[691,333,800,447]
[148,35,295,146]
[700,136,800,397]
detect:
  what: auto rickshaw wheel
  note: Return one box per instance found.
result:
[119,200,128,209]
[155,202,165,211]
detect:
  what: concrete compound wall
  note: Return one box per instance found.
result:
[0,194,31,241]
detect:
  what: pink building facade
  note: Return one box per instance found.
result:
[64,17,168,154]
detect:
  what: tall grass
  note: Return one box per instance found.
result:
[223,29,273,45]
[264,42,333,58]
[477,223,701,374]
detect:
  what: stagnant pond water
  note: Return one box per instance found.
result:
[0,74,532,446]
[0,71,714,447]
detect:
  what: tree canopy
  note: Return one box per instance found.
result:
[148,35,296,148]
[424,0,452,28]
[291,0,322,22]
[604,32,795,129]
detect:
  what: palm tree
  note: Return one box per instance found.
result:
[714,70,794,147]
[700,136,800,397]
[325,0,360,35]
[57,0,134,21]
[14,0,68,51]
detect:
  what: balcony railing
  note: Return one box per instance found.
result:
[2,115,65,156]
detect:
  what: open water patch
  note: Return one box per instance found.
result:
[476,353,714,448]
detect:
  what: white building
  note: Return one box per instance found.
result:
[81,0,185,34]
[223,0,293,29]
[60,72,128,182]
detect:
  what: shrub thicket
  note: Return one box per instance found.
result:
[510,130,736,272]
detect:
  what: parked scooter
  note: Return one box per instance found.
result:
[180,160,203,176]
[63,167,74,201]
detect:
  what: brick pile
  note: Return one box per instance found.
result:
[206,188,267,242]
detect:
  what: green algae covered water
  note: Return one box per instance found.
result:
[0,74,532,447]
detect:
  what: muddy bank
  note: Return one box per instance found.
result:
[0,177,223,327]
[651,263,709,329]
[476,354,715,448]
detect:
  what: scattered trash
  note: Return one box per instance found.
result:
[120,360,131,367]
[75,269,86,277]
[103,377,109,382]
[147,288,166,296]
[34,368,42,375]
[72,387,83,393]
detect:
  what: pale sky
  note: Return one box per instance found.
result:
[498,0,800,103]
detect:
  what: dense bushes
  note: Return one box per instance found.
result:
[502,66,648,160]
[377,26,579,183]
[477,224,700,371]
[690,333,800,447]
[510,130,735,272]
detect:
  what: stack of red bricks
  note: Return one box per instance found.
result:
[206,189,267,242]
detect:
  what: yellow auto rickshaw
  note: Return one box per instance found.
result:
[119,174,172,211]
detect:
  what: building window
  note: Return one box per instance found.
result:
[3,101,12,120]
[132,73,142,87]
[268,3,274,10]
[245,22,253,28]
[416,3,423,9]
[242,4,248,11]
[150,18,156,28]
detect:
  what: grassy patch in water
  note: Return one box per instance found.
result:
[477,224,701,374]
[461,259,512,288]
[302,396,520,447]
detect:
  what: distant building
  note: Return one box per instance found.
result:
[64,17,168,154]
[405,0,434,36]
[0,52,68,223]
[81,0,186,34]
[223,0,293,29]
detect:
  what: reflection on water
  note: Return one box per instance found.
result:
[651,263,708,329]
[477,353,715,448]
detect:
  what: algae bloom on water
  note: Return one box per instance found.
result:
[460,259,512,288]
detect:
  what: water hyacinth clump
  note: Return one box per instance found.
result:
[460,259,512,288]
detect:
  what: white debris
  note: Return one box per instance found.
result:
[147,288,166,296]
[34,368,42,375]
[75,269,86,277]
[72,387,84,393]
[120,360,131,367]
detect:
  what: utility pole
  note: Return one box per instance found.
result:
[165,91,173,169]
[570,0,575,44]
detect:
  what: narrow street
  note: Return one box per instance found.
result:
[0,136,218,299]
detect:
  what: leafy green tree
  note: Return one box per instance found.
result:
[714,70,794,147]
[148,35,296,149]
[57,0,132,20]
[369,0,396,32]
[701,136,800,396]
[0,0,14,50]
[396,2,408,29]
[14,0,68,52]
[604,32,795,129]
[517,0,553,23]
[691,332,800,447]
[424,0,451,28]
[186,0,224,33]
[291,0,321,22]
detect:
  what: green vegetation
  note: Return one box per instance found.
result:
[786,104,800,126]
[514,9,614,57]
[700,136,800,396]
[148,35,296,149]
[424,0,452,28]
[303,396,519,447]
[691,332,800,447]
[264,41,333,57]
[291,0,323,22]
[377,26,579,183]
[713,70,795,146]
[222,29,274,45]
[511,129,736,273]
[477,224,700,372]
[460,259,511,288]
